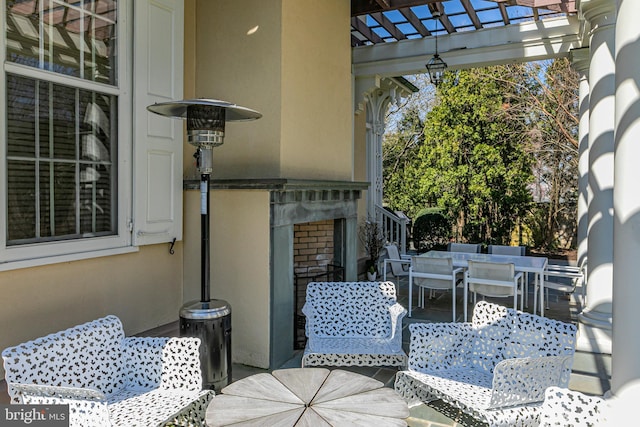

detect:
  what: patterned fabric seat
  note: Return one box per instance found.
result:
[301,281,407,367]
[394,301,577,427]
[2,315,214,427]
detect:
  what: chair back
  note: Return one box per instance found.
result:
[303,282,397,340]
[411,256,454,290]
[447,242,481,253]
[487,245,526,256]
[467,260,516,297]
[383,244,408,276]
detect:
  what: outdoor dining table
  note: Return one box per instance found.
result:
[419,250,549,317]
[205,367,409,426]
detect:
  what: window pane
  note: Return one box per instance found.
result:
[6,74,117,244]
[6,0,118,84]
[39,81,77,160]
[7,74,36,157]
[7,160,36,242]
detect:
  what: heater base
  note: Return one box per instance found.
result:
[180,300,232,391]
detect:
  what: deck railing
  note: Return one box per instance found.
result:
[375,205,409,255]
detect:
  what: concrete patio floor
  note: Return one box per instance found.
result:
[0,266,611,426]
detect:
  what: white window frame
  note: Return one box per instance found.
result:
[0,0,134,268]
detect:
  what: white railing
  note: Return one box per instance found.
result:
[375,205,409,255]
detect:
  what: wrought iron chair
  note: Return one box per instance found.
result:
[464,260,524,321]
[395,301,577,427]
[409,256,464,320]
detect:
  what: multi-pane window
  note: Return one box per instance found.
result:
[5,0,119,245]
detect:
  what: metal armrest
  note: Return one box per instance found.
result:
[389,303,407,340]
[489,355,573,409]
[10,383,106,402]
[383,258,412,279]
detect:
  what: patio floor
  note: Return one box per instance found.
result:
[0,266,611,426]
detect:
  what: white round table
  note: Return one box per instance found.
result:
[205,367,410,426]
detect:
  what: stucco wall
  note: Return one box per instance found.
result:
[280,0,352,180]
[193,0,282,179]
[192,0,352,181]
[183,189,271,368]
[0,245,183,378]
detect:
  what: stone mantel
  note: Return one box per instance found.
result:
[184,178,370,193]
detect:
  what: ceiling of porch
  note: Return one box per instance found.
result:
[351,0,577,47]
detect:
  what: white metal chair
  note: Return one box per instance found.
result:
[487,245,529,307]
[409,256,464,320]
[447,242,482,253]
[382,243,411,286]
[395,302,577,427]
[487,244,526,256]
[464,260,524,321]
[541,257,587,309]
[301,281,407,368]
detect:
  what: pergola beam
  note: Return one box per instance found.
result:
[351,0,442,16]
[353,16,582,77]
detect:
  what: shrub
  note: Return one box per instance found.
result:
[412,209,452,252]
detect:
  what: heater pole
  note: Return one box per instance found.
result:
[147,99,261,391]
[201,173,211,303]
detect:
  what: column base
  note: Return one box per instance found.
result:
[576,308,612,354]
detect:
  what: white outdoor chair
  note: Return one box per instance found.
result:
[409,256,464,321]
[464,260,524,321]
[541,257,587,310]
[487,245,529,306]
[395,301,577,427]
[487,244,526,256]
[447,242,482,253]
[382,243,411,287]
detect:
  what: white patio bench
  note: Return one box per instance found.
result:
[394,301,577,427]
[301,281,407,367]
[2,315,214,427]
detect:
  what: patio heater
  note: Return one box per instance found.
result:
[147,99,261,391]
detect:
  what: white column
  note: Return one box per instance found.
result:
[570,48,590,268]
[577,0,615,354]
[612,0,640,396]
[355,77,415,219]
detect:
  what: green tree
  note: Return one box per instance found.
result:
[383,62,579,250]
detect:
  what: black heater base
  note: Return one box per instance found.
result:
[179,300,232,391]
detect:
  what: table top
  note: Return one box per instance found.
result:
[205,367,409,426]
[420,250,548,271]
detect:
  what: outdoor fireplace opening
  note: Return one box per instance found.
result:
[293,220,345,350]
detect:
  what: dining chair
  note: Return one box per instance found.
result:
[487,244,526,256]
[381,243,411,287]
[463,260,523,321]
[409,256,464,320]
[447,242,482,253]
[488,244,528,306]
[541,257,587,310]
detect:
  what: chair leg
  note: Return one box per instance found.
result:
[545,288,550,310]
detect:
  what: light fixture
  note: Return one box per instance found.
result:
[426,12,448,86]
[147,98,261,391]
